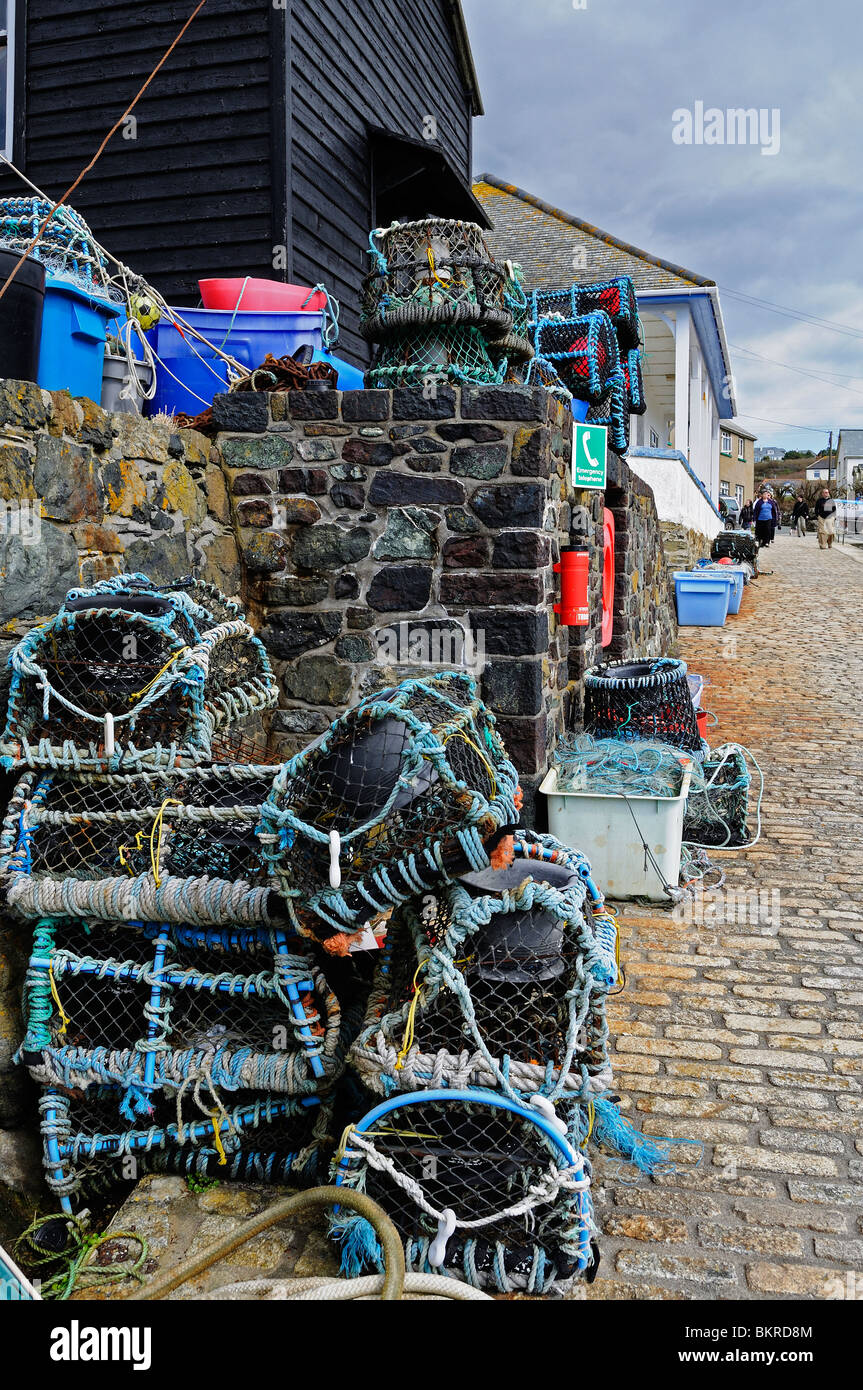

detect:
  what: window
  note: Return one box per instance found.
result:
[721,432,732,455]
[736,484,745,506]
[738,437,746,461]
[0,1,15,161]
[719,480,731,497]
[649,427,659,448]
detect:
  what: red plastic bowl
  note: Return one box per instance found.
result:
[199,278,326,313]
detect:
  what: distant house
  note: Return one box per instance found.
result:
[755,445,786,463]
[719,421,757,508]
[473,175,737,506]
[836,431,863,495]
[0,0,488,366]
[807,456,833,482]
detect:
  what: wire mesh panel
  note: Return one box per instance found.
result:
[331,1088,596,1295]
[351,856,618,1102]
[18,918,342,1118]
[532,311,621,402]
[258,673,521,945]
[38,1085,326,1208]
[0,765,276,926]
[584,658,703,753]
[0,575,276,772]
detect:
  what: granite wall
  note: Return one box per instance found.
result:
[0,376,679,819]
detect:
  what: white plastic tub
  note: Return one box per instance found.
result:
[539,764,693,901]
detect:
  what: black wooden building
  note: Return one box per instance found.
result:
[0,0,488,363]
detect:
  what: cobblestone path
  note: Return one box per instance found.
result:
[580,535,863,1301]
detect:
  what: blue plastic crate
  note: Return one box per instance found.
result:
[36,276,120,402]
[145,307,324,415]
[673,573,731,627]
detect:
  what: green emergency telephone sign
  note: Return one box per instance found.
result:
[573,423,608,489]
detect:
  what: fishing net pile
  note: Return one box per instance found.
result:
[524,277,645,452]
[331,830,684,1295]
[360,219,532,388]
[0,574,348,1209]
[0,196,118,295]
[552,734,757,853]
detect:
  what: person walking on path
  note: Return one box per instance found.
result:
[740,499,753,530]
[815,489,838,549]
[754,489,780,547]
[791,494,810,538]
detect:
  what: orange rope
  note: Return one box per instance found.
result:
[0,0,208,306]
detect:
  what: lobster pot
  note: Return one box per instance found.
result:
[331,1088,596,1296]
[364,322,506,389]
[19,916,342,1108]
[684,746,751,847]
[258,673,521,944]
[528,286,579,325]
[623,348,647,415]
[351,853,617,1102]
[532,311,620,402]
[1,575,276,770]
[585,365,629,455]
[38,1085,327,1209]
[712,530,759,567]
[1,764,275,926]
[584,658,702,753]
[574,278,640,352]
[360,219,513,344]
[525,355,573,407]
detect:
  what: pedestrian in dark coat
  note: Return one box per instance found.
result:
[791,495,809,538]
[740,500,753,529]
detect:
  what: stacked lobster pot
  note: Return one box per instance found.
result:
[258,671,594,1294]
[526,277,645,454]
[360,219,533,388]
[0,574,342,1209]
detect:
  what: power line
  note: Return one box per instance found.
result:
[729,343,863,400]
[719,285,863,343]
[733,413,836,434]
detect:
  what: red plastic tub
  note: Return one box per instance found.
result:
[199,278,327,313]
[697,709,709,740]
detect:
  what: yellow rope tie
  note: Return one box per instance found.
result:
[212,1116,227,1167]
[127,646,188,702]
[117,829,146,876]
[580,1100,595,1151]
[395,961,426,1072]
[149,798,183,887]
[443,730,497,798]
[48,967,71,1037]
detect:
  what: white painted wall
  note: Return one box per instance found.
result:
[628,452,723,540]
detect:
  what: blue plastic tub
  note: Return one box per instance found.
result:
[145,307,324,415]
[312,348,365,391]
[673,573,731,627]
[36,276,121,401]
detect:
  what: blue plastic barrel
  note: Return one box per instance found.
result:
[673,573,731,627]
[145,307,324,415]
[36,276,120,401]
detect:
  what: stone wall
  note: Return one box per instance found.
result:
[0,376,680,822]
[0,378,236,639]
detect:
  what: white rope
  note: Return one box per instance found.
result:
[195,1273,492,1302]
[345,1130,589,1231]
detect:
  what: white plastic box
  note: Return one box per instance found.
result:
[539,764,693,901]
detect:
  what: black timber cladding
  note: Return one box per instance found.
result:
[1,0,479,366]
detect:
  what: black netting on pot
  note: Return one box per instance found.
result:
[583,658,702,753]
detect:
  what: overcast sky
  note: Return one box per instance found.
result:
[462,0,863,453]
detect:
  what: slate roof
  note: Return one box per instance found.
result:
[473,175,712,291]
